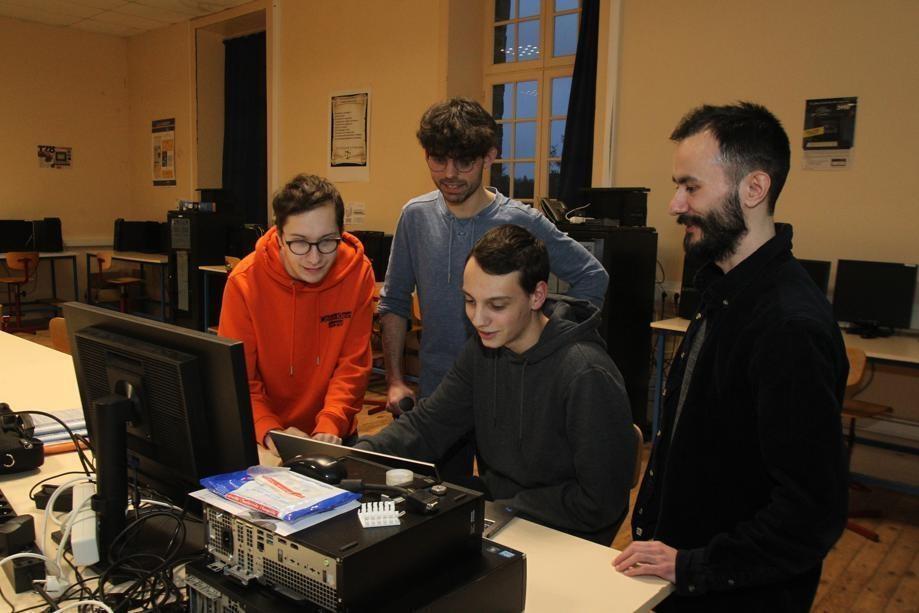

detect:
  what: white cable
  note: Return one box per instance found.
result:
[54,600,114,613]
[0,551,63,578]
[130,498,183,512]
[55,495,95,573]
[41,476,95,571]
[564,202,592,219]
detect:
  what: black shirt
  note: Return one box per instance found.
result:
[633,224,849,611]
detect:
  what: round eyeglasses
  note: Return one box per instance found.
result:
[284,237,341,256]
[426,155,478,173]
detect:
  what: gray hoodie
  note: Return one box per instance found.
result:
[356,296,635,543]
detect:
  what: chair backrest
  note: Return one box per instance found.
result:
[631,424,644,489]
[95,251,113,272]
[845,347,867,391]
[225,256,241,271]
[5,252,39,280]
[49,317,71,354]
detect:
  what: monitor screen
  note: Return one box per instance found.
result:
[798,259,831,295]
[833,259,917,332]
[63,302,257,504]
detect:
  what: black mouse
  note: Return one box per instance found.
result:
[284,454,347,484]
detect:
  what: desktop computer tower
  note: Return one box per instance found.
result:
[168,210,237,330]
[557,224,658,431]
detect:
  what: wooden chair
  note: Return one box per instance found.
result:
[631,424,644,489]
[0,251,40,331]
[225,256,241,271]
[49,316,70,354]
[842,346,893,542]
[94,251,143,313]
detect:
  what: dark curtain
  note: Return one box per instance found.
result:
[223,32,267,226]
[558,0,600,208]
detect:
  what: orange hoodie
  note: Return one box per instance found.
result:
[218,227,374,444]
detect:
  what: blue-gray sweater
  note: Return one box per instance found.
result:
[378,188,608,396]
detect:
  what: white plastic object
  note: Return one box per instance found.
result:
[385,468,413,486]
[70,482,99,566]
[358,501,401,528]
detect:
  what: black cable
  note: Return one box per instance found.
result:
[11,410,95,475]
[28,470,93,502]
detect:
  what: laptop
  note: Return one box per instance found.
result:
[270,432,517,537]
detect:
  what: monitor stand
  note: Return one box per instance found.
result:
[845,321,894,339]
[91,395,205,573]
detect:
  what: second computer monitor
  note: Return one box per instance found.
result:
[833,259,917,336]
[798,259,831,296]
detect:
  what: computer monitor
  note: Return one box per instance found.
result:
[798,259,831,295]
[62,302,257,558]
[832,259,917,337]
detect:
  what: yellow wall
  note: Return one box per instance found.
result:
[274,0,451,232]
[127,21,195,219]
[612,0,919,287]
[195,29,226,189]
[0,16,129,244]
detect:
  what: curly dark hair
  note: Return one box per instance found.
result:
[468,225,549,294]
[417,97,499,159]
[272,174,344,232]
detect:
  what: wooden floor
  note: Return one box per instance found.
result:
[16,328,919,611]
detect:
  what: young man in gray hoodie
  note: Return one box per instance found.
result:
[357,225,634,544]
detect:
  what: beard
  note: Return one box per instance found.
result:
[436,168,484,205]
[678,189,747,263]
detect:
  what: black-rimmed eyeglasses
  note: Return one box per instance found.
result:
[283,237,341,256]
[426,155,479,173]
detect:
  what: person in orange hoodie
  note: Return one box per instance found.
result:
[218,174,375,453]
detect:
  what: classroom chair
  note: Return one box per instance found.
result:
[94,251,143,314]
[49,316,71,354]
[0,251,40,332]
[842,346,893,542]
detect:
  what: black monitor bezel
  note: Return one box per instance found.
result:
[63,302,258,502]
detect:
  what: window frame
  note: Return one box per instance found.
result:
[483,0,579,205]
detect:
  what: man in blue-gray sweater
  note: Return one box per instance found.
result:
[360,225,633,544]
[378,97,608,479]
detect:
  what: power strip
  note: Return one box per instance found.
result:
[70,482,99,566]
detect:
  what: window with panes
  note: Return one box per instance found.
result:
[486,0,580,206]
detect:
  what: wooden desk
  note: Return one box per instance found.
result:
[199,264,229,332]
[85,250,169,321]
[650,317,919,433]
[0,250,79,305]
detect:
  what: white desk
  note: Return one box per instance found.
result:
[1,332,673,611]
[496,519,671,611]
[0,331,81,413]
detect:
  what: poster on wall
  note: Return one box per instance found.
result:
[802,97,857,170]
[152,118,176,186]
[329,90,370,182]
[38,145,72,169]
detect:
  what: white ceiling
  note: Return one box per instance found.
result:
[0,0,253,37]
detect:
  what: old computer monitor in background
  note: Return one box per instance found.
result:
[798,259,831,296]
[62,302,257,559]
[832,259,918,337]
